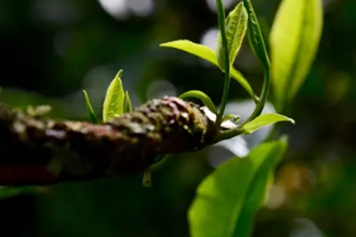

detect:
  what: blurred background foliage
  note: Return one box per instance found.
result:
[0,0,354,236]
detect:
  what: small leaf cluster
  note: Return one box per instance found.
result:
[83,69,132,124]
[161,0,294,136]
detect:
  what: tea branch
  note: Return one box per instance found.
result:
[0,97,225,185]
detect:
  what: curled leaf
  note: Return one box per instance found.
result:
[179,90,217,114]
[243,0,270,70]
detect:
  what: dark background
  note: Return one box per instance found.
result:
[0,0,355,236]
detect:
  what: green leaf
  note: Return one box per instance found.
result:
[102,70,125,122]
[179,90,217,114]
[234,143,287,237]
[230,69,258,103]
[160,40,256,101]
[0,186,47,200]
[123,91,132,113]
[188,139,287,237]
[242,113,295,134]
[82,90,98,123]
[229,0,271,125]
[222,113,240,123]
[243,0,270,70]
[216,2,248,70]
[161,40,217,66]
[270,0,323,109]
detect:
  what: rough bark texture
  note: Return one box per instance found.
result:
[0,97,217,185]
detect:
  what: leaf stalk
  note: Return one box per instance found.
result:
[216,0,231,124]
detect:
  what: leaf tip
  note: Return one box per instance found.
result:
[116,69,123,78]
[160,39,185,47]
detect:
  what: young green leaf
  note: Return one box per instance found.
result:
[216,2,248,70]
[179,90,217,114]
[188,139,287,237]
[240,0,271,125]
[82,90,98,123]
[123,90,132,113]
[222,113,240,123]
[270,0,323,110]
[102,70,125,122]
[242,113,295,134]
[161,40,217,66]
[160,40,256,101]
[243,0,270,69]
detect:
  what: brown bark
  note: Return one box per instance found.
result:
[0,97,218,185]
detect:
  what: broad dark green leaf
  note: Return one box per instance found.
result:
[179,90,217,114]
[232,168,275,237]
[216,2,248,70]
[242,113,295,134]
[160,40,256,100]
[83,90,98,123]
[270,0,323,109]
[102,70,125,122]
[188,139,287,237]
[124,90,132,113]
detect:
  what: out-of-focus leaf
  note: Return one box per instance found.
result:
[270,0,323,109]
[0,186,47,200]
[188,139,287,237]
[25,105,52,118]
[216,2,248,70]
[242,113,295,134]
[102,70,125,122]
[123,91,132,113]
[83,90,98,123]
[179,90,217,114]
[142,171,152,188]
[160,40,256,100]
